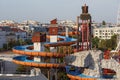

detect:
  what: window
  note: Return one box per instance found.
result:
[117,30,120,32]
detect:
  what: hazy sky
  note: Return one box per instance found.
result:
[0,0,119,23]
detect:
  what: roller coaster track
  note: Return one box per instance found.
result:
[12,36,76,68]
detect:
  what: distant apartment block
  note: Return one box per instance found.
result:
[22,20,39,26]
[0,29,7,48]
[93,26,120,39]
[17,25,34,32]
[0,26,27,48]
[0,20,17,27]
[11,28,27,41]
[59,20,77,28]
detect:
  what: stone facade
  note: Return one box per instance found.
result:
[65,50,103,77]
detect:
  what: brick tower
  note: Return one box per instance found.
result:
[77,4,92,50]
[32,32,46,75]
[49,19,58,80]
[49,19,58,51]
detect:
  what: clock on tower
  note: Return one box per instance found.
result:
[49,19,58,35]
[49,27,58,35]
[32,32,46,42]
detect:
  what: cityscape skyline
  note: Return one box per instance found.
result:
[0,1,120,80]
[0,0,119,23]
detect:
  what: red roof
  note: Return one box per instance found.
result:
[50,19,57,24]
[32,32,46,42]
[11,28,26,32]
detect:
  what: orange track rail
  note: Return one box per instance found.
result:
[12,35,76,68]
[13,59,65,68]
[67,74,97,80]
[44,41,76,47]
[12,36,76,68]
[13,49,66,57]
[12,35,99,79]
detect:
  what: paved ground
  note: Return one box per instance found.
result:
[0,50,19,61]
[0,50,13,54]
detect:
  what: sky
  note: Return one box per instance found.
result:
[0,0,119,23]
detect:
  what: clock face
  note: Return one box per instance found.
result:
[52,29,55,32]
[49,27,58,35]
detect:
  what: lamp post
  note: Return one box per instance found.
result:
[77,16,80,51]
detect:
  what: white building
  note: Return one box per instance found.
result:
[0,20,17,27]
[58,20,76,28]
[17,25,33,32]
[11,28,27,41]
[0,27,27,48]
[0,26,16,43]
[22,20,39,26]
[0,29,7,48]
[93,26,120,39]
[0,20,15,24]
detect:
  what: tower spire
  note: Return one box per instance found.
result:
[80,4,91,20]
[77,4,92,51]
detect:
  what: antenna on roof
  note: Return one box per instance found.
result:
[117,3,120,26]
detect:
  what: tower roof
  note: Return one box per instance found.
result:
[80,4,91,20]
[50,19,57,24]
[32,32,46,42]
[82,4,88,13]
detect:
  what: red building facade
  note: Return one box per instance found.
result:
[77,4,92,51]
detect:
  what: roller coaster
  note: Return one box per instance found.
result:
[12,4,119,80]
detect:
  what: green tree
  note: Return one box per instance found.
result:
[98,35,117,51]
[102,20,106,25]
[111,34,117,49]
[18,39,24,45]
[105,39,112,50]
[3,44,7,50]
[8,41,16,49]
[16,65,30,74]
[57,69,68,80]
[98,39,107,51]
[91,37,99,48]
[24,39,32,44]
[45,47,50,52]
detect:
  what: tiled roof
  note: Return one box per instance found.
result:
[0,26,12,32]
[11,28,26,32]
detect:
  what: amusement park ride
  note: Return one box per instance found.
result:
[12,4,120,80]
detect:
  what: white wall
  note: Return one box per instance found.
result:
[33,42,44,51]
[50,36,57,52]
[50,36,57,43]
[15,32,27,41]
[93,27,120,39]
